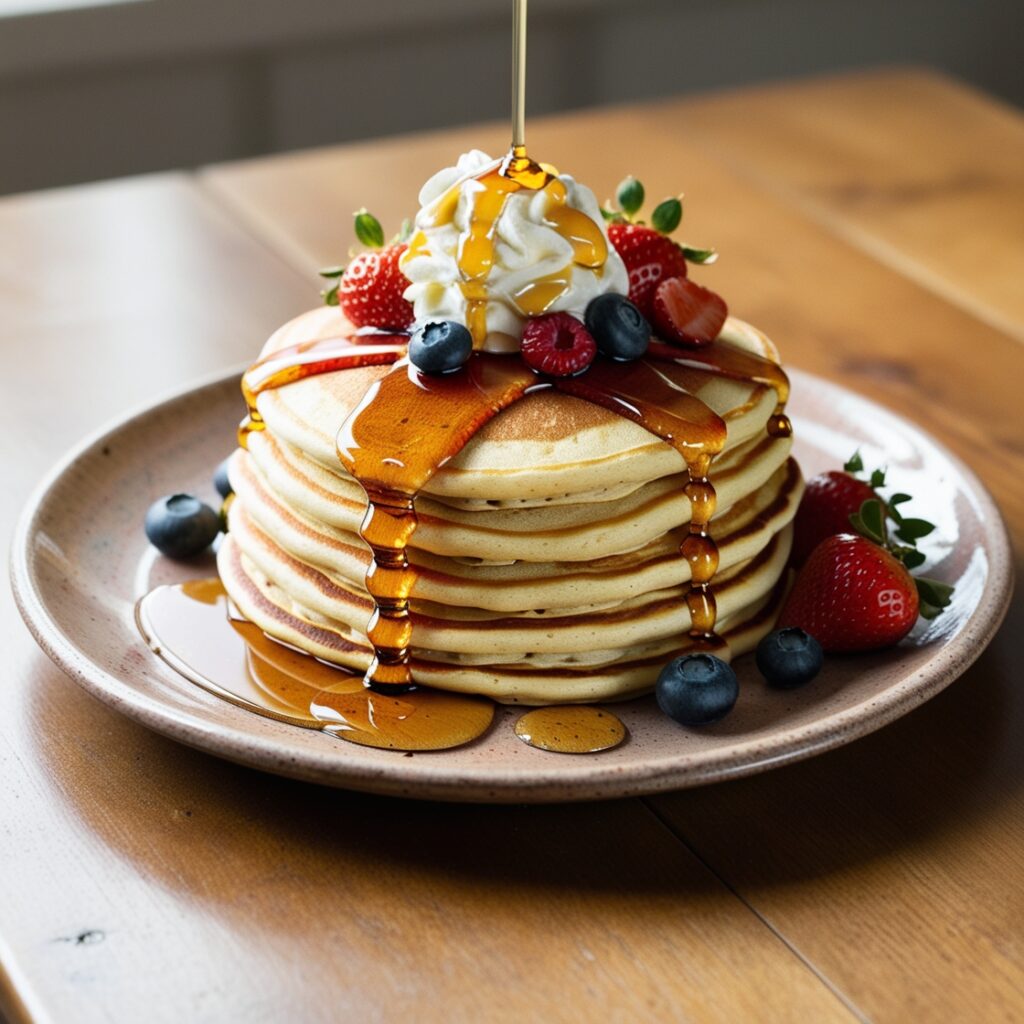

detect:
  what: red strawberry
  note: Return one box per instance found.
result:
[651,277,727,347]
[521,313,596,377]
[607,223,688,320]
[338,243,414,329]
[791,470,877,566]
[778,534,919,652]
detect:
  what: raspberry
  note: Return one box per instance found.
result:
[521,313,597,377]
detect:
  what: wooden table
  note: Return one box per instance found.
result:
[3,68,1023,1023]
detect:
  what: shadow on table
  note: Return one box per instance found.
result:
[25,588,1019,915]
[648,586,1021,886]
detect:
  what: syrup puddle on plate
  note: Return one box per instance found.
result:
[514,705,627,754]
[136,579,628,755]
[136,579,495,752]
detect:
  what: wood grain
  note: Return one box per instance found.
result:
[201,73,1024,1021]
[677,67,1024,342]
[0,175,855,1021]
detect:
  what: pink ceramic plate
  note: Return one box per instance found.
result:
[11,368,1013,802]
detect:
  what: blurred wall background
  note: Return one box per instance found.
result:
[1,0,1020,195]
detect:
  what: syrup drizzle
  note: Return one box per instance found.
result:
[402,148,607,348]
[139,0,794,754]
[238,332,407,448]
[336,355,541,690]
[236,328,790,687]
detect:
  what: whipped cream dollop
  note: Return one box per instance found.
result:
[401,150,629,353]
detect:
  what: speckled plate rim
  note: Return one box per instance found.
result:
[10,366,1015,803]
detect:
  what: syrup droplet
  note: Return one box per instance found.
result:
[514,705,627,753]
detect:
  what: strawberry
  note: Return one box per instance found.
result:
[651,276,727,347]
[791,470,877,566]
[337,243,414,330]
[607,222,688,320]
[521,313,596,377]
[777,534,920,652]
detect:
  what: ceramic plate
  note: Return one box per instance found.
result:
[11,368,1013,802]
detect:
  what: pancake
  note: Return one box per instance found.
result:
[218,531,790,703]
[252,307,784,500]
[218,304,800,704]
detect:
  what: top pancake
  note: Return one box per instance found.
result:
[253,308,785,501]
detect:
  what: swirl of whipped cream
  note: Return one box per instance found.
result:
[401,150,629,353]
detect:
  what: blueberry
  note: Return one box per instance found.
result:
[214,457,233,498]
[144,493,221,559]
[755,628,824,689]
[584,293,650,361]
[655,653,738,726]
[408,320,473,374]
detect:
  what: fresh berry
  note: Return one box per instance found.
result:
[777,534,920,652]
[213,457,233,499]
[337,244,414,329]
[144,494,221,559]
[408,320,473,374]
[755,627,824,688]
[655,653,739,725]
[651,277,727,347]
[791,470,877,566]
[521,313,597,377]
[584,293,650,361]
[607,223,688,320]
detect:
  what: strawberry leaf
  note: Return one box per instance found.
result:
[870,467,887,488]
[680,245,718,264]
[354,209,385,249]
[651,198,683,234]
[844,451,864,474]
[886,493,911,525]
[617,177,645,217]
[318,265,346,279]
[321,286,340,307]
[895,517,935,543]
[849,510,884,545]
[900,548,927,570]
[600,206,624,223]
[915,576,954,610]
[858,498,887,543]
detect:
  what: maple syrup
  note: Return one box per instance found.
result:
[514,705,627,753]
[239,332,407,448]
[139,0,795,754]
[137,580,495,751]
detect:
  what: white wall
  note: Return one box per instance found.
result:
[1,0,1020,194]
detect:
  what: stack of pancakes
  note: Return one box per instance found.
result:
[219,307,802,704]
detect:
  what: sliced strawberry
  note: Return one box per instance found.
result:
[777,534,919,652]
[651,277,727,347]
[791,470,878,566]
[521,313,596,377]
[338,243,414,330]
[607,223,688,320]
